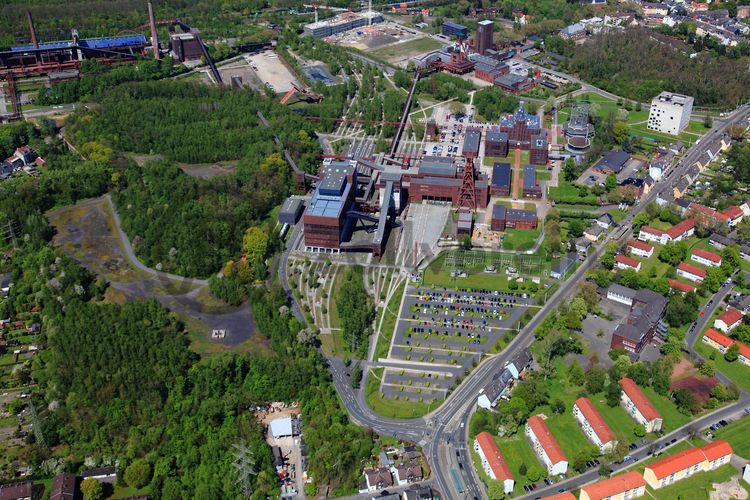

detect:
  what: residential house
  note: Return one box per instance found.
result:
[714,308,744,333]
[615,255,642,272]
[676,262,706,283]
[619,377,663,432]
[526,415,568,475]
[729,294,750,315]
[393,464,423,485]
[627,239,654,258]
[673,177,690,199]
[477,367,514,409]
[668,279,696,294]
[579,471,646,500]
[0,482,37,500]
[687,203,730,230]
[690,248,722,267]
[402,485,435,500]
[596,213,614,229]
[559,23,586,43]
[50,472,77,500]
[638,225,666,245]
[643,440,732,489]
[576,237,592,255]
[702,328,750,366]
[474,432,515,494]
[573,397,618,453]
[364,467,393,492]
[551,252,578,280]
[584,224,604,242]
[638,219,695,245]
[709,233,734,250]
[723,206,744,227]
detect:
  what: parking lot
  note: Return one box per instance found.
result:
[378,286,534,403]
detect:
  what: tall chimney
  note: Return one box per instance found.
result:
[27,11,38,49]
[148,0,160,60]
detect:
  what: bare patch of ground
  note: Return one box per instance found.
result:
[48,197,269,354]
[178,161,237,178]
[710,476,748,500]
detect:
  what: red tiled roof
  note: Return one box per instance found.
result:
[541,493,576,500]
[615,255,641,269]
[690,203,729,222]
[677,261,707,278]
[716,308,743,328]
[669,279,696,294]
[574,397,616,444]
[665,218,696,239]
[704,328,750,359]
[527,415,568,465]
[475,432,514,481]
[691,248,722,264]
[723,206,744,219]
[645,447,707,480]
[702,439,733,462]
[646,441,733,480]
[618,377,662,422]
[639,225,664,236]
[579,472,645,500]
[627,239,653,253]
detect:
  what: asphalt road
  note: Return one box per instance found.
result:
[277,103,750,499]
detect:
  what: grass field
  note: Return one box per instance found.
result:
[549,181,598,205]
[370,37,444,61]
[590,395,647,444]
[375,281,405,360]
[422,270,512,291]
[557,92,707,146]
[364,368,435,418]
[650,464,738,499]
[713,417,750,459]
[694,342,750,394]
[503,228,541,251]
[642,386,690,431]
[537,171,551,182]
[495,433,544,488]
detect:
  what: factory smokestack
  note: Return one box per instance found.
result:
[27,11,38,49]
[148,0,160,60]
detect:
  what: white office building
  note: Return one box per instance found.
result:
[647,92,694,136]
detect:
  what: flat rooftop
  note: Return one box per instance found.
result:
[492,162,511,188]
[523,165,537,189]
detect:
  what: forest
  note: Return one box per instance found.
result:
[569,28,750,108]
[335,266,375,358]
[66,80,321,169]
[0,0,276,47]
[5,240,373,497]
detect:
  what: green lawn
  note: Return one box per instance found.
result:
[502,228,541,252]
[649,464,738,499]
[589,395,646,445]
[555,204,599,212]
[607,209,628,222]
[713,417,750,459]
[549,181,598,205]
[642,386,690,432]
[0,416,17,427]
[536,171,551,182]
[369,37,444,60]
[364,368,436,418]
[694,342,750,394]
[374,281,405,360]
[496,433,545,488]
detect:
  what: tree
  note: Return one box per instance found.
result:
[577,282,599,310]
[568,220,584,238]
[125,459,152,488]
[242,226,269,264]
[563,158,577,182]
[606,381,622,407]
[572,453,588,472]
[673,387,702,415]
[585,366,607,394]
[552,398,566,414]
[599,463,612,477]
[487,481,506,499]
[704,114,713,128]
[570,296,589,320]
[526,465,544,482]
[81,478,103,500]
[725,343,740,362]
[519,463,527,476]
[568,358,585,385]
[633,425,646,438]
[461,234,472,250]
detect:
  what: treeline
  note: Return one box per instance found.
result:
[66,80,321,171]
[1,0,276,48]
[416,73,474,103]
[36,58,185,106]
[569,28,750,107]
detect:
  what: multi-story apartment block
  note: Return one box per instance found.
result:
[618,378,663,432]
[525,415,568,476]
[573,397,618,453]
[643,440,732,489]
[474,432,515,494]
[579,471,646,500]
